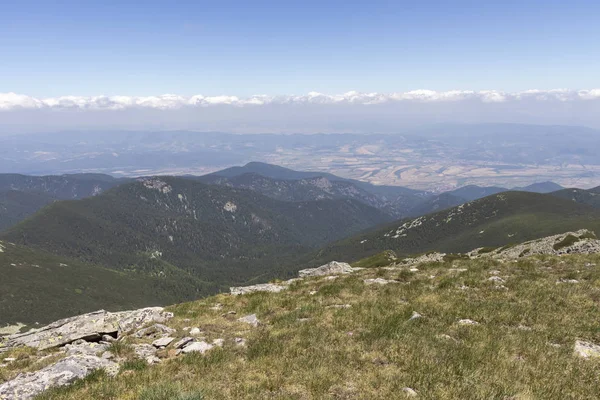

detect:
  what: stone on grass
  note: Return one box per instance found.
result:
[174,337,193,349]
[408,311,422,321]
[457,319,479,326]
[238,314,260,327]
[574,340,600,358]
[364,278,395,285]
[181,341,214,354]
[189,327,202,335]
[132,344,157,359]
[133,323,176,338]
[230,283,288,295]
[152,336,174,348]
[298,261,354,278]
[0,355,118,400]
[402,387,418,397]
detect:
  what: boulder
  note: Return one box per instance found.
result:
[230,283,288,295]
[2,307,172,351]
[174,337,193,349]
[181,341,214,354]
[574,340,600,358]
[298,261,354,278]
[238,314,260,327]
[134,323,176,338]
[152,336,174,348]
[133,343,157,359]
[0,355,118,400]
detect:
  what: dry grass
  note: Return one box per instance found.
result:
[23,253,600,399]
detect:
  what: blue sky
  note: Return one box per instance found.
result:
[1,0,599,97]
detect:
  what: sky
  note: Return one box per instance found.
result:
[1,0,599,132]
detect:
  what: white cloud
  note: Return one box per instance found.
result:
[1,89,599,112]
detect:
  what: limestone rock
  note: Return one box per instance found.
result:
[132,343,157,359]
[364,278,395,285]
[574,340,600,358]
[457,319,479,326]
[3,307,172,351]
[0,355,118,400]
[298,261,354,278]
[152,336,174,348]
[181,341,214,354]
[402,387,418,397]
[238,314,260,327]
[174,337,193,349]
[230,283,288,296]
[63,341,109,356]
[189,327,202,336]
[408,311,422,321]
[133,323,176,338]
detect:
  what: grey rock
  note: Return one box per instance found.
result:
[298,261,354,278]
[364,278,395,285]
[132,343,157,359]
[3,307,172,351]
[63,341,109,356]
[173,337,193,349]
[181,341,214,354]
[230,283,288,295]
[146,355,161,365]
[574,340,600,358]
[152,336,174,348]
[238,314,260,327]
[408,311,422,321]
[402,387,418,397]
[189,327,202,336]
[0,355,118,400]
[101,334,116,342]
[457,319,479,326]
[133,323,176,338]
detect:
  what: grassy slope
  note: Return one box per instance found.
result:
[0,241,209,326]
[25,251,600,399]
[313,191,600,265]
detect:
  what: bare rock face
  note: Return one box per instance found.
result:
[2,307,172,351]
[298,261,354,278]
[0,355,118,400]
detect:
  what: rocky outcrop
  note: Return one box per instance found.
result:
[0,355,118,400]
[230,283,288,296]
[574,340,600,359]
[2,307,172,351]
[298,261,354,278]
[470,230,600,260]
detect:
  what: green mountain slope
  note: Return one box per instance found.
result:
[0,240,206,326]
[314,191,600,263]
[0,173,128,231]
[2,177,391,290]
[551,188,600,209]
[0,190,57,231]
